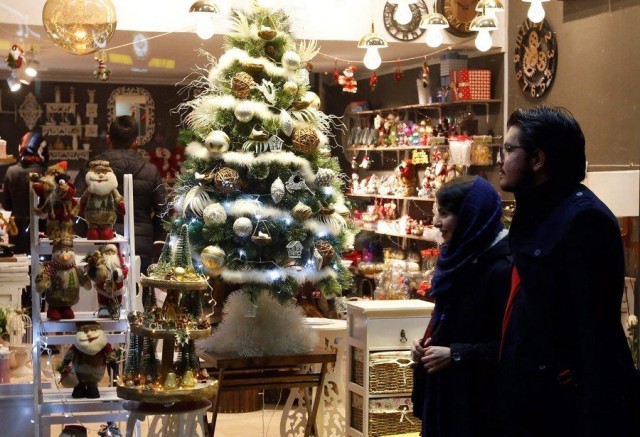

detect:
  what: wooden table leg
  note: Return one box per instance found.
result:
[209,367,225,436]
[305,362,328,437]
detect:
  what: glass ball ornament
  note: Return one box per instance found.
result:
[200,245,225,275]
[233,217,253,237]
[281,51,302,71]
[203,203,227,226]
[204,130,230,154]
[42,0,117,55]
[234,101,255,122]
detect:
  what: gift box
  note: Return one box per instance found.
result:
[450,69,491,101]
[440,52,468,77]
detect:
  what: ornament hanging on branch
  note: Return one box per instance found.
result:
[370,72,378,92]
[233,217,253,237]
[315,240,335,267]
[281,51,302,71]
[292,127,320,154]
[286,241,303,259]
[279,109,294,136]
[285,172,314,194]
[251,220,272,246]
[339,65,357,93]
[200,245,225,276]
[213,167,240,193]
[234,101,255,122]
[203,203,227,226]
[205,130,230,154]
[271,177,285,203]
[394,59,404,83]
[231,72,255,99]
[292,201,313,221]
[314,168,335,187]
[283,81,298,96]
[258,16,277,41]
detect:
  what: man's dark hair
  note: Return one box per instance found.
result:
[436,176,477,215]
[507,105,586,186]
[108,115,138,149]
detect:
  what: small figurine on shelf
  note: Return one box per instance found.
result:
[84,244,128,318]
[78,160,125,240]
[32,173,77,240]
[35,238,89,321]
[360,154,372,169]
[396,159,417,197]
[60,322,116,399]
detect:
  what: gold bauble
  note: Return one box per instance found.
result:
[214,167,240,193]
[201,245,225,275]
[204,130,230,154]
[43,0,117,55]
[292,128,320,154]
[174,266,186,278]
[231,72,255,99]
[283,81,298,96]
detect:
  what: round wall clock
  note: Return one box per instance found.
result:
[437,0,480,37]
[383,0,429,41]
[514,18,558,99]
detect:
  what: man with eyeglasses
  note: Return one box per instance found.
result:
[492,105,634,436]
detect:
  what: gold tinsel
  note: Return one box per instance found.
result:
[232,72,255,99]
[214,167,240,193]
[292,127,320,154]
[315,240,335,267]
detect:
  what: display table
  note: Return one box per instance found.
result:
[199,349,336,436]
[281,318,347,437]
[124,400,211,437]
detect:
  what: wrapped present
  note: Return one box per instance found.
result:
[450,69,491,101]
[440,52,468,77]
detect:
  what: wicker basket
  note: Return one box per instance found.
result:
[369,399,421,436]
[369,351,414,394]
[350,392,364,433]
[352,347,364,386]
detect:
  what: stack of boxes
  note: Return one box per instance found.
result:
[438,52,492,102]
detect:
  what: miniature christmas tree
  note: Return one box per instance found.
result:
[171,4,355,308]
[123,332,141,377]
[139,337,159,382]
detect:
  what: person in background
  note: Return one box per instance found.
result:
[74,115,166,274]
[411,176,511,437]
[2,131,49,254]
[494,105,634,435]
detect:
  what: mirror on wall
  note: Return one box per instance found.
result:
[107,86,155,145]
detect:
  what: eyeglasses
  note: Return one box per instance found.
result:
[499,143,529,161]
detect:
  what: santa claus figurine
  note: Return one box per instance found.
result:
[338,65,358,94]
[84,244,128,318]
[150,147,172,180]
[60,322,115,399]
[35,238,89,321]
[396,158,417,197]
[32,172,77,240]
[78,160,125,240]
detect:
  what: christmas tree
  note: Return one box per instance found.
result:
[171,3,356,308]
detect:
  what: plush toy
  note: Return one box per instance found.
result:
[35,238,89,320]
[5,44,24,69]
[60,322,115,399]
[84,244,128,318]
[78,160,125,240]
[338,65,357,93]
[32,172,77,240]
[396,159,417,197]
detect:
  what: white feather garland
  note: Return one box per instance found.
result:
[210,48,295,85]
[219,266,337,285]
[222,151,316,183]
[225,201,293,221]
[182,186,213,217]
[303,218,342,237]
[185,141,211,160]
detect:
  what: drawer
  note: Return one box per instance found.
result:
[367,316,429,348]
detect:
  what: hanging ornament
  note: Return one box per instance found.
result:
[297,68,310,86]
[182,186,211,217]
[203,203,227,225]
[315,240,335,267]
[300,91,321,110]
[93,58,111,81]
[254,79,277,105]
[394,59,404,83]
[205,130,230,154]
[200,245,225,275]
[231,72,255,99]
[315,168,335,187]
[271,177,285,203]
[6,44,24,69]
[422,61,430,88]
[235,197,263,217]
[286,241,303,259]
[43,0,117,55]
[292,127,320,154]
[251,220,272,246]
[369,72,378,92]
[213,167,240,193]
[338,65,357,93]
[329,60,338,86]
[281,51,302,70]
[233,217,253,237]
[267,135,284,152]
[333,202,351,219]
[285,172,314,194]
[234,101,254,122]
[279,109,294,136]
[283,81,298,96]
[292,202,313,221]
[312,249,323,271]
[316,206,347,235]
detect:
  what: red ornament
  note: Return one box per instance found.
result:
[333,59,340,84]
[338,65,358,93]
[369,72,378,91]
[393,59,404,83]
[6,44,24,69]
[422,61,430,88]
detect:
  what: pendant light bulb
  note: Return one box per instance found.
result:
[527,0,545,23]
[363,47,382,70]
[394,2,413,25]
[195,14,215,39]
[475,29,493,52]
[425,28,443,48]
[7,74,21,92]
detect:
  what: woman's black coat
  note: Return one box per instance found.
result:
[413,235,512,437]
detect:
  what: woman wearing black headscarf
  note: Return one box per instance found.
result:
[411,176,511,437]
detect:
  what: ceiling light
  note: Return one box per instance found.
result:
[189,0,219,40]
[388,0,418,26]
[522,0,549,23]
[419,9,449,48]
[7,73,21,92]
[358,23,388,70]
[17,68,33,85]
[24,59,39,78]
[475,0,504,20]
[470,14,498,52]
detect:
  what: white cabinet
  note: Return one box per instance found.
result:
[346,300,434,436]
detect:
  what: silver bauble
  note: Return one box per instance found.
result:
[303,91,321,110]
[315,168,335,187]
[234,102,255,122]
[279,109,294,136]
[203,203,227,226]
[283,81,299,95]
[233,217,253,237]
[271,177,285,203]
[204,130,230,154]
[281,51,302,71]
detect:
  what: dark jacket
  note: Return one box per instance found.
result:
[414,234,511,437]
[494,183,634,436]
[2,160,46,254]
[74,149,166,269]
